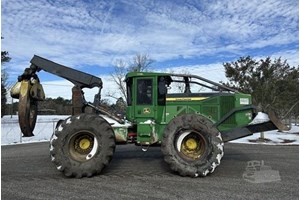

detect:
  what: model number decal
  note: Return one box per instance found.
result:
[240,98,249,105]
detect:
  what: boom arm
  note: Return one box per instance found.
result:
[19,55,103,89]
[14,55,125,137]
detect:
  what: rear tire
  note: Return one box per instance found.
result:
[161,114,224,177]
[50,114,115,178]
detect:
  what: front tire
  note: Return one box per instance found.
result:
[50,114,115,178]
[161,114,224,177]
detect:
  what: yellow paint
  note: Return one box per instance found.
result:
[79,138,91,150]
[143,108,151,114]
[185,138,197,150]
[20,81,31,97]
[166,97,208,101]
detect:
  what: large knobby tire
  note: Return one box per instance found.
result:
[49,114,116,178]
[161,114,224,177]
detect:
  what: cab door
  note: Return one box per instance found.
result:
[134,77,156,143]
[134,77,155,118]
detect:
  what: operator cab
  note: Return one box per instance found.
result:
[125,72,236,145]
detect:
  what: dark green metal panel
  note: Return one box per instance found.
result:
[126,72,254,145]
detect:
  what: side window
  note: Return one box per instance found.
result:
[158,76,167,105]
[137,79,152,105]
[126,78,133,106]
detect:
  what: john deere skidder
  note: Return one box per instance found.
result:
[11,55,288,178]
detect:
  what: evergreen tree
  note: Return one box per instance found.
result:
[115,97,126,116]
[223,56,299,117]
[1,37,11,117]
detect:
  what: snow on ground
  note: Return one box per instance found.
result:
[230,125,299,145]
[1,115,131,145]
[1,115,299,146]
[1,115,69,145]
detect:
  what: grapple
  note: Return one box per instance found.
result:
[11,55,104,137]
[11,75,45,137]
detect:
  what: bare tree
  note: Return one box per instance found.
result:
[128,53,154,72]
[108,53,154,102]
[108,59,128,101]
[166,69,204,93]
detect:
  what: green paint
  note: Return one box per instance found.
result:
[125,72,254,145]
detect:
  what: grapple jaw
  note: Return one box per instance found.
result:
[10,74,45,137]
[267,109,290,132]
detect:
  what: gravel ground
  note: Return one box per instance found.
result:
[1,142,299,200]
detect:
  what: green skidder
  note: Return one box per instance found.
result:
[12,56,287,178]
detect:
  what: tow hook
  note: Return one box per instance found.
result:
[141,144,150,152]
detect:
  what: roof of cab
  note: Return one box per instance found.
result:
[125,71,170,79]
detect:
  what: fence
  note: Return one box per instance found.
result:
[1,115,69,145]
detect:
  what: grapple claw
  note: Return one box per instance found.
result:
[18,80,37,137]
[267,109,290,132]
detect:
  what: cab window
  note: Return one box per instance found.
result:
[137,79,152,105]
[126,78,133,106]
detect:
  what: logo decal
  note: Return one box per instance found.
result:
[143,108,151,114]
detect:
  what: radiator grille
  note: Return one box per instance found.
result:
[220,96,236,124]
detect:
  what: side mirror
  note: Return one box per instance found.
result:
[158,78,167,95]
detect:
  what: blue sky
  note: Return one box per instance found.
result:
[1,0,299,102]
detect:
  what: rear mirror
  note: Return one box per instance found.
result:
[158,77,167,95]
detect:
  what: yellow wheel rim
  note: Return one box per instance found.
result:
[79,138,91,150]
[185,138,197,150]
[177,131,207,160]
[69,132,96,162]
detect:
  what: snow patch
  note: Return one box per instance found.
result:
[140,119,155,125]
[50,134,57,144]
[210,162,217,173]
[231,125,299,145]
[66,118,72,124]
[101,115,132,128]
[249,112,270,125]
[217,143,223,151]
[1,115,131,145]
[216,153,223,164]
[51,155,55,162]
[202,169,209,176]
[57,124,63,132]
